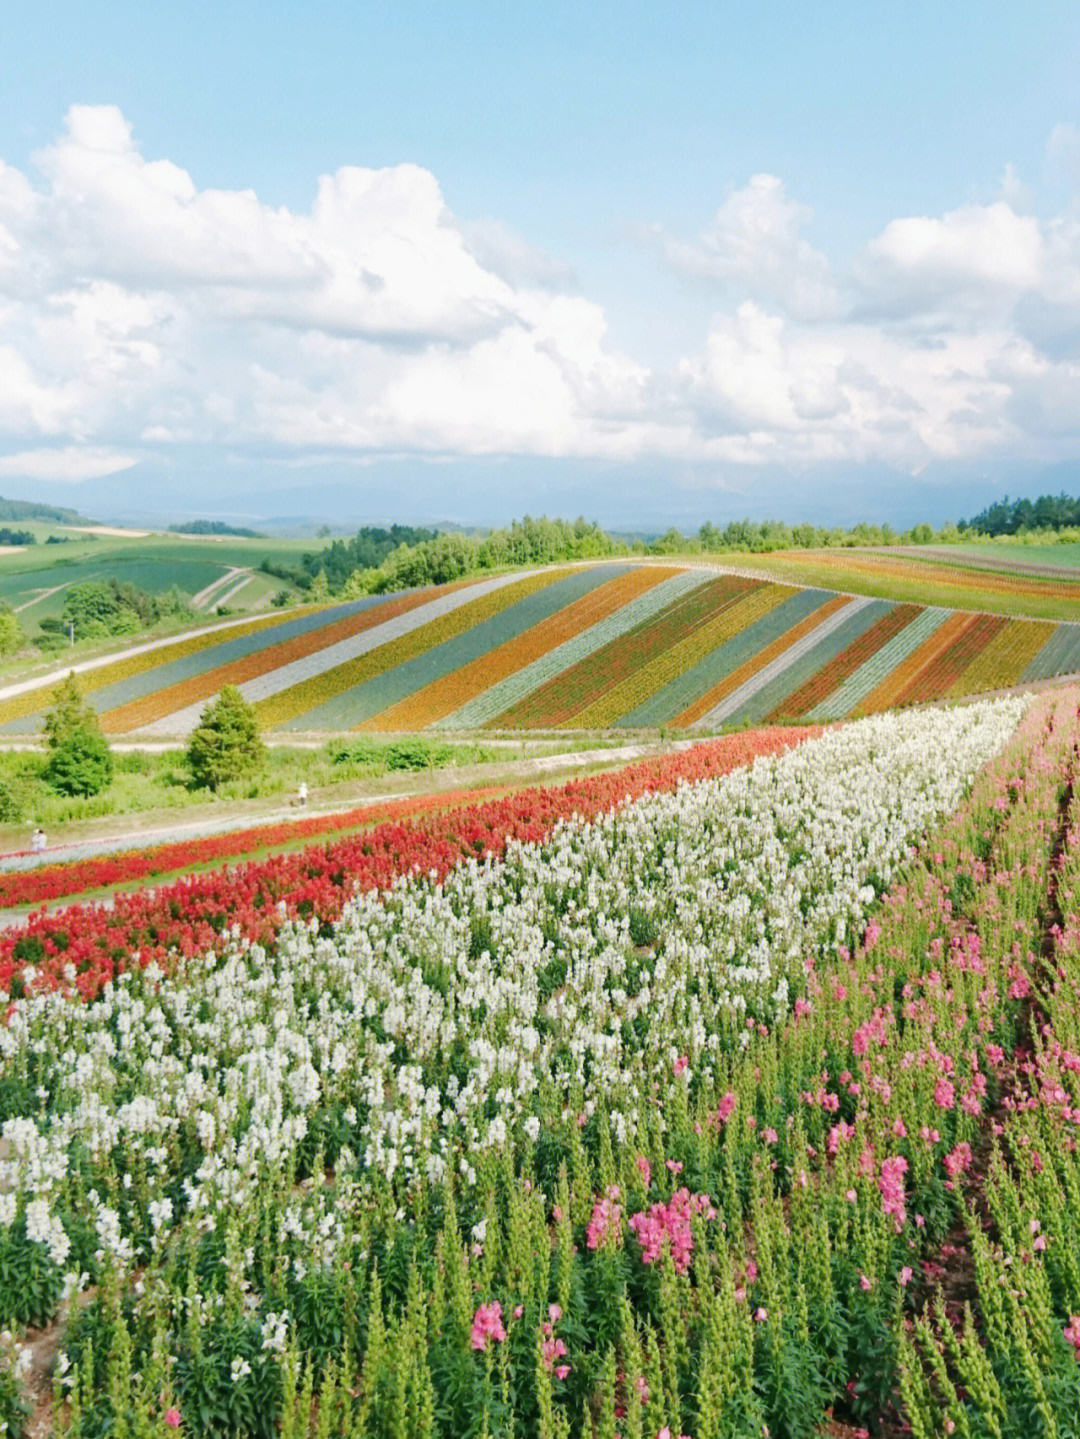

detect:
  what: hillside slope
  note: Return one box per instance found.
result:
[1,560,1078,736]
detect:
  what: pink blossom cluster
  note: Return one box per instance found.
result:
[586,1185,623,1251]
[715,1091,737,1127]
[942,1140,974,1188]
[540,1303,569,1379]
[470,1301,507,1351]
[629,1188,716,1275]
[851,1007,890,1056]
[878,1155,909,1231]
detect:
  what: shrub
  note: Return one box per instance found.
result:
[187,685,266,791]
[0,605,24,658]
[0,777,28,823]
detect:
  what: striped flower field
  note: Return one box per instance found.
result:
[1,560,1079,736]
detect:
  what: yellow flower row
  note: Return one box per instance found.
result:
[947,619,1057,699]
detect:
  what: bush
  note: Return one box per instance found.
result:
[42,672,113,798]
[43,727,114,798]
[0,777,28,823]
[0,605,24,658]
[187,686,266,791]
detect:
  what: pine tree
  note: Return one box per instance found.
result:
[186,685,266,790]
[42,672,113,797]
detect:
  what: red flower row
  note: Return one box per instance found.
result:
[0,725,818,1002]
[0,788,501,910]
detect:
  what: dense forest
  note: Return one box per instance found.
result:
[958,490,1080,536]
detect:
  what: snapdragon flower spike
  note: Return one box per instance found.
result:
[470,1301,507,1351]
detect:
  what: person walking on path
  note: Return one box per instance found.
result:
[297,782,308,809]
[31,826,46,853]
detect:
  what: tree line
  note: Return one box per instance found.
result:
[273,513,952,602]
[958,490,1080,536]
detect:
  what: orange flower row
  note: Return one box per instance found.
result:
[357,566,673,731]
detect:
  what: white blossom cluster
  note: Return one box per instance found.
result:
[0,698,1026,1295]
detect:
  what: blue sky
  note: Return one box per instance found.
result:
[1,1,1078,527]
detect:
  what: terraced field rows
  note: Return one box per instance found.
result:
[3,560,1080,736]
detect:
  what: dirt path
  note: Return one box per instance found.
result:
[190,565,248,609]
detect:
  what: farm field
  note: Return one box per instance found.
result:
[2,561,1079,739]
[0,529,313,626]
[730,546,1080,620]
[4,691,1080,1435]
[921,541,1080,574]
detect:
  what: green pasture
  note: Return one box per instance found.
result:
[0,528,313,628]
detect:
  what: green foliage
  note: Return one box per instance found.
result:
[0,1213,65,1328]
[0,1338,30,1439]
[43,725,114,798]
[41,672,113,797]
[0,526,34,546]
[0,776,28,822]
[38,577,192,646]
[0,493,83,523]
[0,604,25,657]
[186,685,266,790]
[170,519,264,537]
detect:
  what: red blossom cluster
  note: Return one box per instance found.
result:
[1,726,818,1000]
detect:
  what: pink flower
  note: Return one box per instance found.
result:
[716,1091,737,1126]
[586,1191,623,1251]
[628,1188,714,1274]
[943,1142,973,1182]
[899,1266,913,1286]
[754,1307,768,1322]
[673,1054,688,1075]
[933,1077,956,1110]
[1065,1315,1080,1352]
[1034,1234,1047,1251]
[878,1155,909,1231]
[554,1364,570,1380]
[763,1127,779,1145]
[471,1301,507,1351]
[164,1413,181,1431]
[513,1304,524,1319]
[636,1154,652,1189]
[548,1303,562,1323]
[859,1273,873,1291]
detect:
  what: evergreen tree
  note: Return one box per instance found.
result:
[42,672,113,797]
[186,685,266,790]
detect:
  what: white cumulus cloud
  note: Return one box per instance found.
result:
[657,174,839,320]
[0,108,1079,496]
